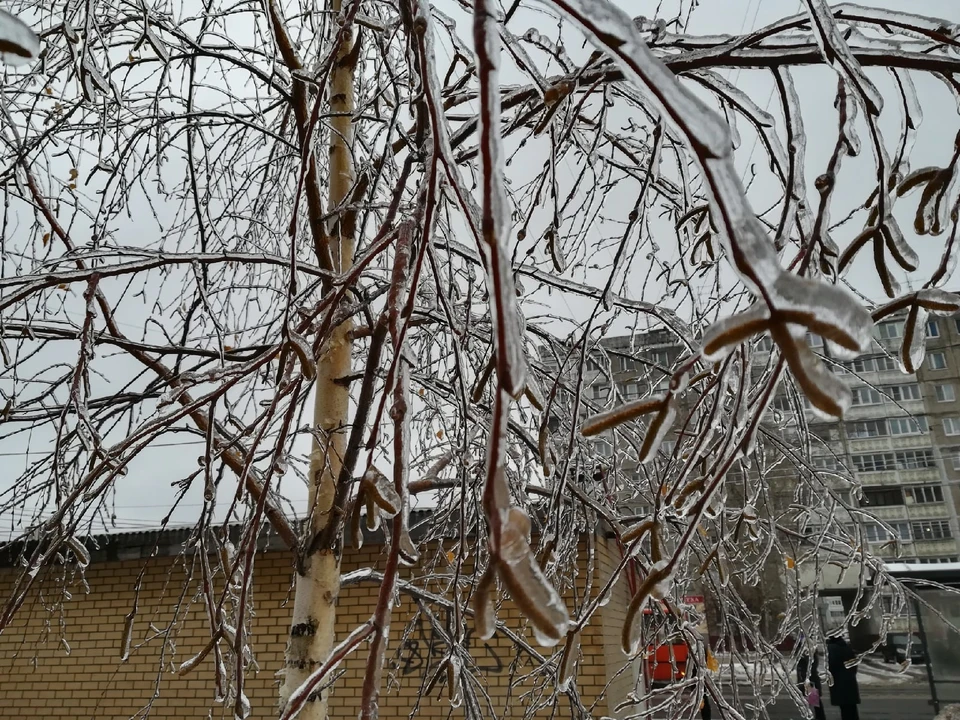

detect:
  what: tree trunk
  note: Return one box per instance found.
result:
[279,2,356,717]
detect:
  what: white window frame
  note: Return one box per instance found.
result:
[944,417,960,436]
[936,384,956,403]
[929,352,948,370]
[927,320,941,338]
[908,485,944,504]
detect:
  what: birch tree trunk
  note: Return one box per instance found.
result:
[279,2,356,716]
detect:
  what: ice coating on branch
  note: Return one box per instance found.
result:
[918,289,960,313]
[0,9,40,65]
[581,396,664,436]
[891,69,923,174]
[621,560,672,655]
[498,507,569,646]
[473,564,499,641]
[767,274,873,360]
[547,0,729,158]
[701,305,771,363]
[804,0,884,116]
[900,306,928,374]
[66,536,90,568]
[557,630,580,692]
[882,217,919,271]
[638,397,677,464]
[473,0,528,398]
[777,325,853,418]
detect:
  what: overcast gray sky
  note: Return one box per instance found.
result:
[1,0,958,538]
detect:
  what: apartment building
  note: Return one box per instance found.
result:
[791,316,960,572]
[544,314,960,640]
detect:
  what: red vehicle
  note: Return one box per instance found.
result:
[642,603,690,687]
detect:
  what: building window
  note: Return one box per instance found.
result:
[912,520,953,541]
[807,333,824,349]
[771,396,794,413]
[944,417,960,436]
[945,447,960,471]
[590,384,609,402]
[888,384,921,402]
[915,557,960,564]
[590,437,613,457]
[955,317,960,334]
[852,453,896,472]
[877,321,904,340]
[895,449,935,469]
[928,320,941,338]
[888,417,928,436]
[906,485,944,504]
[621,382,640,400]
[851,386,883,406]
[865,522,911,543]
[936,384,956,403]
[847,419,887,438]
[862,487,904,507]
[758,336,774,352]
[929,352,948,370]
[619,355,639,372]
[813,456,841,470]
[846,355,898,374]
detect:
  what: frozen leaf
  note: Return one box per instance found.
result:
[706,649,720,672]
[145,27,169,64]
[0,9,40,65]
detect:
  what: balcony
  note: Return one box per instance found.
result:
[905,503,952,520]
[867,506,908,520]
[844,400,925,421]
[914,539,959,555]
[900,468,941,483]
[857,470,899,486]
[846,435,934,452]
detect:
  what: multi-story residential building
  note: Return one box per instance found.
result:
[792,316,960,572]
[543,312,960,643]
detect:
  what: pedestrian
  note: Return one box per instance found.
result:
[798,644,826,720]
[826,634,860,720]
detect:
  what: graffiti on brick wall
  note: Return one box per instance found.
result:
[394,610,504,675]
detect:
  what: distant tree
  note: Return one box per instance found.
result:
[2,1,959,719]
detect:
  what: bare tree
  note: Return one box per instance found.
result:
[2,1,960,719]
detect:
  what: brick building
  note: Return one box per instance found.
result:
[0,525,643,720]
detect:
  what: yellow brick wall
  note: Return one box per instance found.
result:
[0,536,634,719]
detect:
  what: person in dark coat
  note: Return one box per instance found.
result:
[827,635,860,720]
[798,646,827,720]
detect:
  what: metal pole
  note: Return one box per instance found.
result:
[913,594,940,716]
